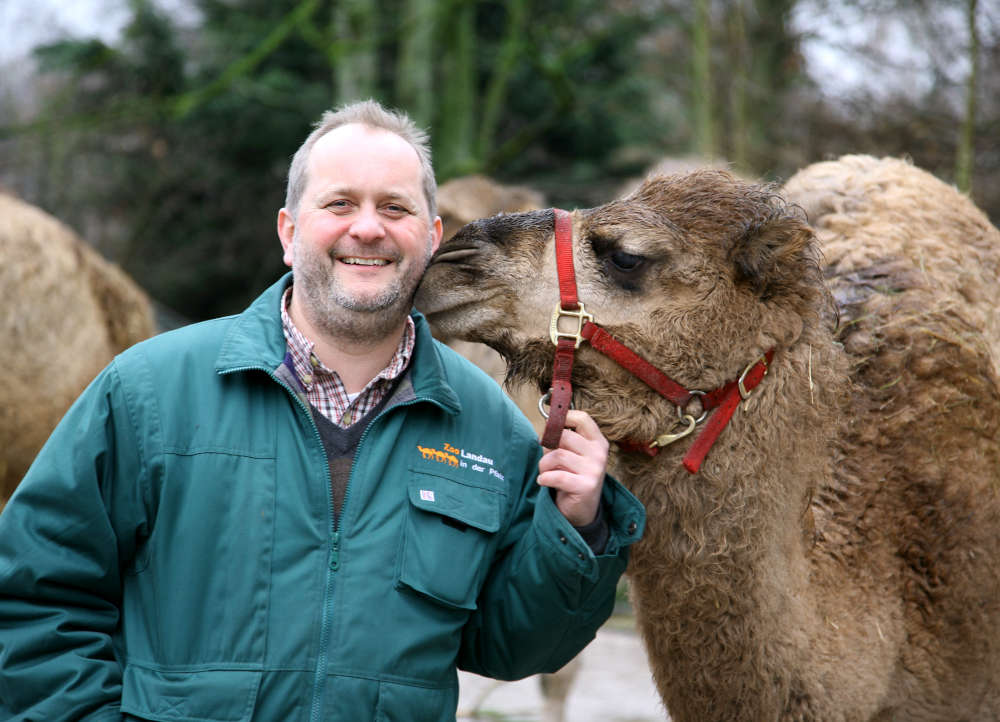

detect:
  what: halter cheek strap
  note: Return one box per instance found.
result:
[539,208,774,474]
[539,209,583,449]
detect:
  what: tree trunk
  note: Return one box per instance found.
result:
[435,0,477,177]
[955,0,979,194]
[335,0,377,102]
[477,0,528,162]
[744,0,798,169]
[727,0,749,171]
[692,0,715,159]
[395,0,435,128]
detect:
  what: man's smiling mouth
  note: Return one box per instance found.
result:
[341,257,390,266]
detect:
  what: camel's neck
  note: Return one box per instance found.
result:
[622,457,824,721]
[617,339,850,720]
[621,441,818,611]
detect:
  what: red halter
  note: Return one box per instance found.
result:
[540,208,774,474]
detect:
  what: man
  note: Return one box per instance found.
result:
[0,100,644,721]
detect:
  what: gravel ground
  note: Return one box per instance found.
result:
[457,618,668,721]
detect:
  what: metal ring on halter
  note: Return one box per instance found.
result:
[538,390,574,420]
[678,389,708,424]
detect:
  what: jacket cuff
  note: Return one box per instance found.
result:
[573,504,609,554]
[533,473,645,578]
[600,473,645,552]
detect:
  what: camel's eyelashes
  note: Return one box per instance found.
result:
[587,232,647,276]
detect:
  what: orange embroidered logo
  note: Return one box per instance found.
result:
[416,442,505,481]
[416,445,459,467]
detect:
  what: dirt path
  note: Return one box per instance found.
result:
[457,619,668,721]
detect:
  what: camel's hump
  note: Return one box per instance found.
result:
[783,155,1000,381]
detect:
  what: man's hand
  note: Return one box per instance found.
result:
[537,410,609,526]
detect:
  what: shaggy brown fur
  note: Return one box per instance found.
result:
[416,155,1000,721]
[1,193,155,503]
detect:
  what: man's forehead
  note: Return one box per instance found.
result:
[312,123,419,164]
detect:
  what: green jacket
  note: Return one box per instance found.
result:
[0,274,644,722]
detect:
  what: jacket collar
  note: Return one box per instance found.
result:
[215,272,460,415]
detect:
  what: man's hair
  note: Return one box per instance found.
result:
[284,99,437,220]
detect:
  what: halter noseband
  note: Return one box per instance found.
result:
[540,208,773,474]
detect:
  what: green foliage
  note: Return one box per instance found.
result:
[34,39,116,74]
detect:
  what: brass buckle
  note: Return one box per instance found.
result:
[738,355,769,400]
[549,302,594,348]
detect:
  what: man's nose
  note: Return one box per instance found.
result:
[349,205,386,241]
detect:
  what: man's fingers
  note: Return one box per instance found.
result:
[538,448,604,488]
[545,411,608,459]
[544,428,587,458]
[561,410,603,443]
[537,410,609,526]
[536,468,574,489]
[539,447,583,474]
[537,466,601,501]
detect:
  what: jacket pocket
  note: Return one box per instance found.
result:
[376,678,458,722]
[120,664,261,722]
[396,472,502,610]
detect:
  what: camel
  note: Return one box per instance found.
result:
[1,193,156,504]
[416,155,1000,721]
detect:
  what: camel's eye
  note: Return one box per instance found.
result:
[590,233,648,289]
[609,250,644,272]
[599,249,648,292]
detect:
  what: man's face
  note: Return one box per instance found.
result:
[278,123,442,343]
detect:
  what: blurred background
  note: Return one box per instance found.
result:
[1,0,997,322]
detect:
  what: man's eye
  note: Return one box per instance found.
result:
[326,200,351,211]
[384,204,410,215]
[608,250,644,271]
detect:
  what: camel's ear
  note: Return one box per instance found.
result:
[729,212,815,301]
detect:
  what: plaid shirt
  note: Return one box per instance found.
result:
[281,287,414,428]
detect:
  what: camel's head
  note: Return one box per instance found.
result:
[416,170,824,443]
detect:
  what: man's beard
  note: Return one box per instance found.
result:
[292,232,434,345]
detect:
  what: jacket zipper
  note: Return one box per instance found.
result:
[227,365,448,722]
[270,372,338,722]
[309,395,447,720]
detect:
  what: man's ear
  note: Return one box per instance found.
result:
[431,216,443,254]
[277,208,295,268]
